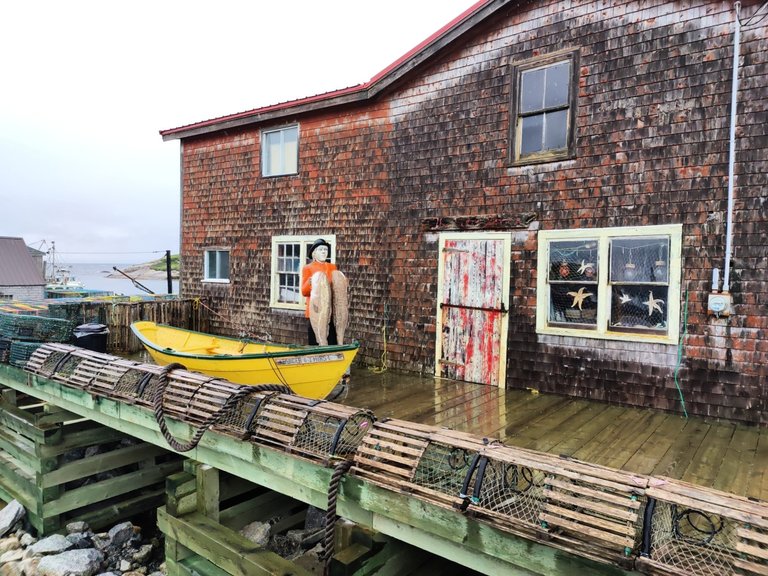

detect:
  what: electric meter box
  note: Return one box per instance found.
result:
[707,293,732,317]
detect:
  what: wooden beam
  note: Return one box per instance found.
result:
[157,507,312,576]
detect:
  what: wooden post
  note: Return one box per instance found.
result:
[197,464,220,522]
[166,250,173,295]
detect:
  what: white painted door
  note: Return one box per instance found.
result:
[435,233,511,386]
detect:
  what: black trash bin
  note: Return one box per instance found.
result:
[73,323,109,353]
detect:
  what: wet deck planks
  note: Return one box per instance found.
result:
[341,368,768,501]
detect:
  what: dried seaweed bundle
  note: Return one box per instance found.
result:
[309,271,331,345]
[331,270,349,345]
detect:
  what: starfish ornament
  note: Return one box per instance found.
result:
[619,292,632,304]
[643,291,664,316]
[577,260,595,275]
[567,287,593,310]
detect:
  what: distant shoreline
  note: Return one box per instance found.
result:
[107,263,179,280]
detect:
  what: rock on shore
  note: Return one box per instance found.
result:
[0,501,164,576]
[107,264,178,281]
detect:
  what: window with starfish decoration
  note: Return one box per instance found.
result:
[608,237,670,334]
[536,224,681,343]
[547,239,599,327]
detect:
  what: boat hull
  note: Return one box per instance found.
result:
[131,321,358,400]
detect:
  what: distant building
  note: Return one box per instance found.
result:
[26,246,46,279]
[0,237,46,301]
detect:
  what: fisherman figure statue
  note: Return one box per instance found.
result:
[300,239,349,346]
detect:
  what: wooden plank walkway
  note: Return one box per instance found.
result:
[340,368,767,502]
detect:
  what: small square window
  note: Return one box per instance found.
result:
[204,249,230,282]
[262,125,298,177]
[270,235,336,310]
[510,52,578,165]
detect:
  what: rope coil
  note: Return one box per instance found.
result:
[151,363,290,452]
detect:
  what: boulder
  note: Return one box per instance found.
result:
[240,521,270,547]
[0,502,25,538]
[66,521,90,534]
[0,548,23,564]
[107,522,134,548]
[37,549,104,576]
[0,537,20,555]
[27,534,73,556]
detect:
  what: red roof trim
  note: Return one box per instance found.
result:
[160,0,491,138]
[366,0,488,86]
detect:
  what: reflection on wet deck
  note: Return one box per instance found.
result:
[340,367,768,501]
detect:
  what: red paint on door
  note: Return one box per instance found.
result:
[439,238,506,386]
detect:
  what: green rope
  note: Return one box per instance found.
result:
[673,289,689,419]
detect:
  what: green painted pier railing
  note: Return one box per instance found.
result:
[0,363,632,576]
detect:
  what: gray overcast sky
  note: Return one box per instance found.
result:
[0,0,475,264]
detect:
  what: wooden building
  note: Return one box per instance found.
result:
[0,237,46,301]
[161,0,768,424]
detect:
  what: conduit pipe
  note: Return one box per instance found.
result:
[722,2,741,292]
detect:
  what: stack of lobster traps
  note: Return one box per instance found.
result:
[18,342,768,575]
[25,343,375,464]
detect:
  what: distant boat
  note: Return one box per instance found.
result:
[43,241,85,291]
[130,321,359,399]
[45,267,85,291]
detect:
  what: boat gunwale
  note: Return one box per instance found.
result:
[130,321,360,361]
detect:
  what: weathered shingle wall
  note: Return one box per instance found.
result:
[178,0,767,423]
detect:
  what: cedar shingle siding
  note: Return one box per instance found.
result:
[169,0,768,424]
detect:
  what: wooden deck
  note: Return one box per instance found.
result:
[340,367,768,502]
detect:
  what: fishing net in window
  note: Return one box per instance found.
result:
[548,240,599,326]
[609,237,670,332]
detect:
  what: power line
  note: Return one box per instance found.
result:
[56,251,172,255]
[739,0,768,27]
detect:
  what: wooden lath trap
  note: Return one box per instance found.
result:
[352,418,648,568]
[638,477,768,576]
[26,344,374,462]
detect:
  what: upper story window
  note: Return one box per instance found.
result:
[536,224,682,344]
[262,125,298,177]
[203,249,230,282]
[270,235,336,310]
[510,50,578,165]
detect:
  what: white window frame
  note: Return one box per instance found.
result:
[203,248,230,283]
[262,125,299,177]
[270,234,336,310]
[536,224,682,344]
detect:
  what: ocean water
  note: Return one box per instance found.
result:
[67,263,179,296]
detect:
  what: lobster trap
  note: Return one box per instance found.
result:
[352,418,502,510]
[243,394,374,463]
[638,477,768,576]
[352,418,648,568]
[0,311,75,342]
[25,343,374,462]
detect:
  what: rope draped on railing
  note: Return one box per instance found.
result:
[150,362,292,452]
[322,458,354,574]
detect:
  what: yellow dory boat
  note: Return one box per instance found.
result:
[130,321,359,399]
